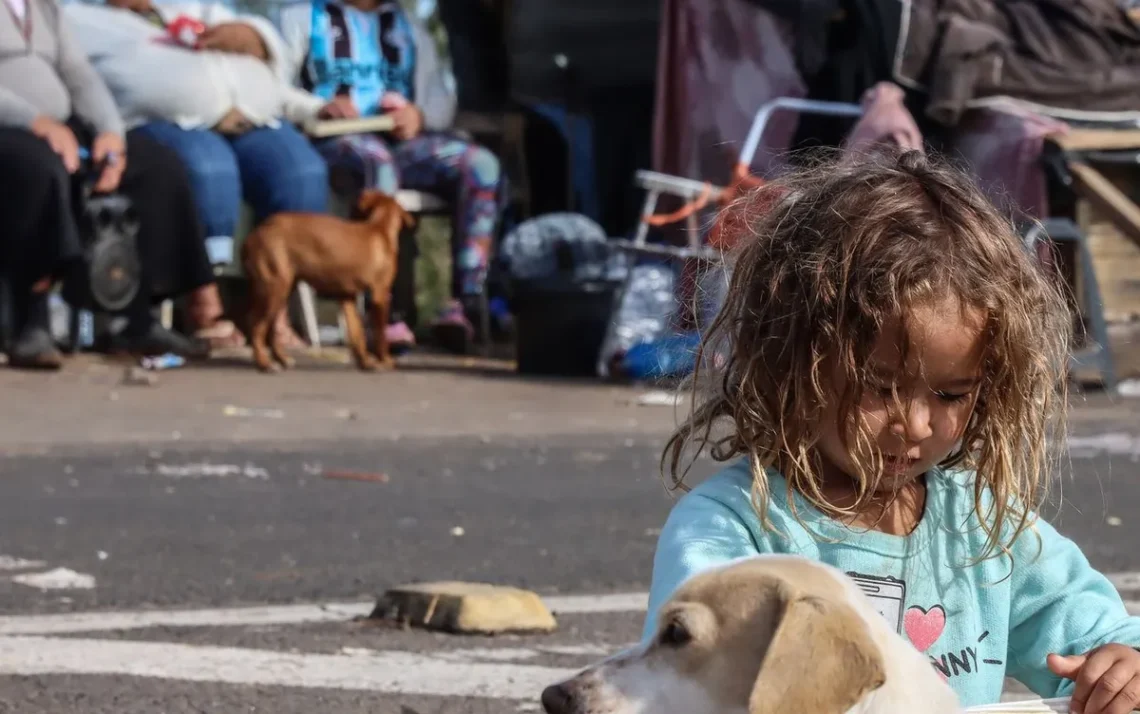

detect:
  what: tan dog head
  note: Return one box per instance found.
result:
[540,556,959,714]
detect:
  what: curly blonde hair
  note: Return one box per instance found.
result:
[664,148,1071,560]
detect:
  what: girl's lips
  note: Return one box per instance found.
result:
[883,455,919,472]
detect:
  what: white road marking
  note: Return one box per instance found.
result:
[10,568,95,591]
[0,592,1133,700]
[144,462,270,480]
[0,635,575,700]
[1109,572,1140,592]
[0,592,649,636]
[0,601,373,636]
[1066,433,1140,461]
[546,592,648,614]
[0,556,46,571]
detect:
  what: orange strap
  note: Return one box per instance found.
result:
[707,163,775,250]
[642,182,713,227]
[641,162,766,228]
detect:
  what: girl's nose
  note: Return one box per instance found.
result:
[889,398,934,442]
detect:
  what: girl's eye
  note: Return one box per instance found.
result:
[934,391,971,404]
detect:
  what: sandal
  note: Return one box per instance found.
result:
[385,321,416,354]
[193,319,247,350]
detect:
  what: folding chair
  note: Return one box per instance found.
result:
[603,97,1123,389]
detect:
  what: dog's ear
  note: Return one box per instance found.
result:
[749,592,886,714]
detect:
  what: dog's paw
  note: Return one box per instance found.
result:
[274,356,296,370]
[356,358,378,372]
[376,357,396,371]
[256,361,281,374]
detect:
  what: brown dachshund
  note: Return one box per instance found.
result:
[241,190,413,373]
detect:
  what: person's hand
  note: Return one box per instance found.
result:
[91,132,127,193]
[197,23,267,59]
[843,81,923,154]
[30,115,80,174]
[388,103,423,141]
[1049,645,1140,714]
[318,96,359,120]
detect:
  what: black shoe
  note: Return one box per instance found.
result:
[113,322,210,359]
[8,325,63,370]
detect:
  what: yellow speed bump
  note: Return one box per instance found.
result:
[370,581,558,635]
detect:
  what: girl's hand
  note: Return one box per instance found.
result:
[388,104,423,141]
[318,96,359,120]
[1049,645,1140,714]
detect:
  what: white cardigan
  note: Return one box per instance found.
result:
[63,2,324,130]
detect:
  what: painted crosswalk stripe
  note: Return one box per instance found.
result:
[0,635,576,700]
[0,592,649,637]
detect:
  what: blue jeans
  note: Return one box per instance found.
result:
[135,121,328,263]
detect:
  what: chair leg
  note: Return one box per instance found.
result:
[1076,237,1118,391]
[1035,219,1118,391]
[297,281,321,348]
[477,291,492,356]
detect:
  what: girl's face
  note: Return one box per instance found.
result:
[816,297,986,494]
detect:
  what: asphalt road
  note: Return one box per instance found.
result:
[0,432,1137,713]
[0,436,689,615]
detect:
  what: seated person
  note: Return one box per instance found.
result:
[65,0,337,350]
[0,0,213,369]
[275,0,506,353]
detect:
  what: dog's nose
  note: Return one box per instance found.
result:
[541,683,575,714]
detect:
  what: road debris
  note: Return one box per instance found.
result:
[450,526,466,537]
[11,567,96,591]
[121,366,157,387]
[149,462,270,480]
[141,353,185,371]
[223,405,285,419]
[1119,379,1140,398]
[321,470,389,484]
[633,390,684,407]
[0,556,47,571]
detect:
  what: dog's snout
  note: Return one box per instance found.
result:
[541,682,575,714]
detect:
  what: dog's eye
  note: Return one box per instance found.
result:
[659,620,691,648]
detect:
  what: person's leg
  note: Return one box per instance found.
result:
[229,123,330,348]
[394,133,503,352]
[0,127,81,369]
[132,122,244,347]
[230,123,329,218]
[112,129,215,357]
[132,121,242,262]
[315,133,400,197]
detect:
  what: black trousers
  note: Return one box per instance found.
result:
[0,123,214,333]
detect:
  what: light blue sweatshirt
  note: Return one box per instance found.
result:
[644,459,1140,707]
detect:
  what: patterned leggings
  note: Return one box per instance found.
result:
[316,131,502,298]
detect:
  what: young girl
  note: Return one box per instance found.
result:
[646,149,1140,714]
